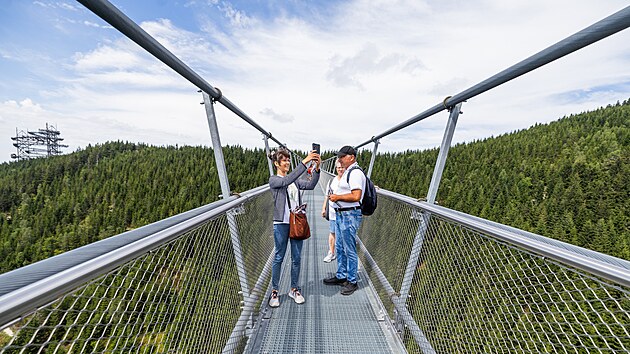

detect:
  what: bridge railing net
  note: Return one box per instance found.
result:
[322,159,630,353]
[0,190,274,353]
[361,190,630,353]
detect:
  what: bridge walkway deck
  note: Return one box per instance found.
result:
[247,188,405,353]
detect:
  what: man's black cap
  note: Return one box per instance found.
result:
[336,145,356,157]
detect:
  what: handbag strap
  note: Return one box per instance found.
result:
[286,187,292,210]
[298,188,303,206]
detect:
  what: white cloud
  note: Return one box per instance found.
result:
[33,1,53,8]
[68,20,207,90]
[260,108,294,123]
[33,1,78,11]
[218,2,256,28]
[58,2,78,11]
[73,45,145,72]
[326,43,424,90]
[82,20,112,29]
[0,98,44,116]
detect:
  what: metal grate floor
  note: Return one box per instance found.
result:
[248,189,405,353]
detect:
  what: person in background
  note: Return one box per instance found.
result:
[268,148,321,307]
[323,145,365,296]
[321,160,345,263]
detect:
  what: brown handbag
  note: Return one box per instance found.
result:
[288,188,311,240]
[289,210,310,240]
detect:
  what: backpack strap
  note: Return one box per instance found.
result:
[346,166,363,184]
[346,166,365,205]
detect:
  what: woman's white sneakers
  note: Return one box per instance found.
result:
[323,251,336,263]
[288,288,305,304]
[269,288,305,307]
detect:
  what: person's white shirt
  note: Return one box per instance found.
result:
[334,162,365,209]
[275,182,299,224]
[327,177,340,220]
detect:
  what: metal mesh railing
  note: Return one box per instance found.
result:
[0,188,274,354]
[359,189,630,353]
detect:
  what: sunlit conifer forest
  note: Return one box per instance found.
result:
[0,99,628,273]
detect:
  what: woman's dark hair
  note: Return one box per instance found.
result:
[268,148,290,166]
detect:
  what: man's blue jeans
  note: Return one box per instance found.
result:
[335,209,362,284]
[271,223,303,290]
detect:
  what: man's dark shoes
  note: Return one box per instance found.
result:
[341,282,358,295]
[323,276,347,285]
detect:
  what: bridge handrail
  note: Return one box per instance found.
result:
[77,0,291,152]
[0,194,232,297]
[355,5,630,148]
[0,184,270,330]
[377,187,630,288]
[440,206,630,272]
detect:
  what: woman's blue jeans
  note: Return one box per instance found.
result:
[271,223,303,290]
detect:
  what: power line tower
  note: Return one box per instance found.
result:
[11,123,69,161]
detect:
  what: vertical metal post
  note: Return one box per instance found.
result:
[393,308,405,341]
[399,103,463,302]
[367,139,380,178]
[427,103,462,204]
[263,134,274,177]
[399,214,429,302]
[321,157,331,173]
[328,157,336,173]
[202,92,250,297]
[202,92,231,199]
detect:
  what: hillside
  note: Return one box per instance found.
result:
[0,143,269,272]
[363,99,630,259]
[0,99,628,273]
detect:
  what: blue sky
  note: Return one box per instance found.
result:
[1,0,629,162]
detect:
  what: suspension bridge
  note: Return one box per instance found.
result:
[1,1,630,353]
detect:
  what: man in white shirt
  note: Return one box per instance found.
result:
[323,145,365,295]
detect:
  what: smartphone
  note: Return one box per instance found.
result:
[312,143,320,154]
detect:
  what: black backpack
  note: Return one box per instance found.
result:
[346,166,377,216]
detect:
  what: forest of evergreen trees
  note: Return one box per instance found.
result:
[361,99,629,260]
[0,99,628,273]
[0,144,270,273]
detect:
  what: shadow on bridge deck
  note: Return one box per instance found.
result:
[247,189,405,353]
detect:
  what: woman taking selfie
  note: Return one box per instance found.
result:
[268,148,320,307]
